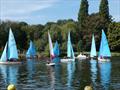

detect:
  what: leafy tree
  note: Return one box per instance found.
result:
[99,0,110,31]
[108,22,120,51]
[78,0,88,30]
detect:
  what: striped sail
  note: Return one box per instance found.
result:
[48,31,55,58]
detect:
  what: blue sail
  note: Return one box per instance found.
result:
[53,41,60,57]
[90,34,97,57]
[67,32,72,57]
[26,40,36,57]
[99,30,111,57]
[67,32,75,59]
[0,43,8,62]
[71,43,75,59]
[8,28,18,60]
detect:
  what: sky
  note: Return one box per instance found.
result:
[0,0,120,25]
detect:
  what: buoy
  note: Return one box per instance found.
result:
[84,86,92,90]
[7,84,16,90]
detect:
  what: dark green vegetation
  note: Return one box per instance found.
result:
[0,0,120,56]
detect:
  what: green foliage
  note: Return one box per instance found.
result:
[99,0,109,20]
[108,22,120,51]
[78,0,88,29]
[0,0,119,56]
[99,0,110,31]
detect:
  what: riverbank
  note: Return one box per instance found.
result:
[82,52,120,57]
[18,51,120,60]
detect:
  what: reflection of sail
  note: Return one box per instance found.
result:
[90,59,97,87]
[26,59,35,79]
[0,65,18,85]
[48,66,55,90]
[99,62,111,90]
[67,62,75,87]
[52,57,60,64]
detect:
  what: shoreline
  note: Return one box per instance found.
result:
[18,52,120,60]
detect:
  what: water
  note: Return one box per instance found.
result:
[0,57,120,90]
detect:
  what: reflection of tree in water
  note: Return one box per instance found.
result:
[75,60,91,90]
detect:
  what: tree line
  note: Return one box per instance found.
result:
[0,0,120,56]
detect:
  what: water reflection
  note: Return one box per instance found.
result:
[90,59,97,88]
[52,57,60,64]
[99,62,111,90]
[47,66,55,90]
[67,62,75,88]
[0,65,19,85]
[26,59,35,79]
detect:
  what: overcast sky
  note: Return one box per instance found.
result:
[0,0,120,24]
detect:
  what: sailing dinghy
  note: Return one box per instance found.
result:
[0,28,21,64]
[53,41,60,57]
[46,31,55,66]
[98,30,111,62]
[90,34,97,59]
[26,40,37,59]
[61,32,75,62]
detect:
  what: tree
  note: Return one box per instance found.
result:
[99,0,110,31]
[108,22,120,51]
[78,0,89,30]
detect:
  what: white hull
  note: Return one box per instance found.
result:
[0,61,21,65]
[76,54,87,60]
[90,56,97,59]
[98,57,110,62]
[61,58,75,62]
[46,62,55,66]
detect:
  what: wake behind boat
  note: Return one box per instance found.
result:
[0,28,21,65]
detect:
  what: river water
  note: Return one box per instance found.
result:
[0,57,120,90]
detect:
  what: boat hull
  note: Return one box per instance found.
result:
[61,58,75,62]
[0,61,21,65]
[76,54,87,60]
[46,63,55,66]
[98,57,110,62]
